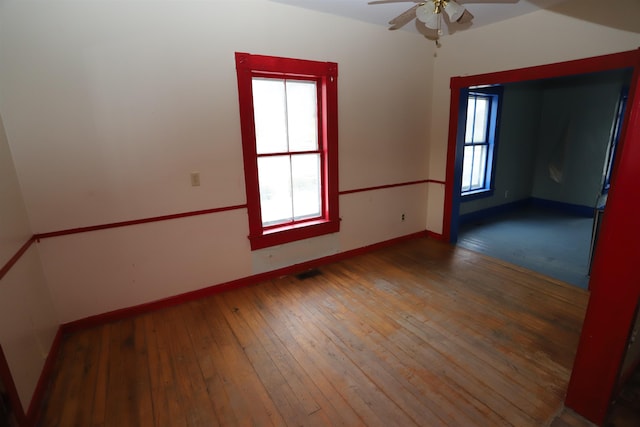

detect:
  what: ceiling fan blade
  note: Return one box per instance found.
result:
[388,4,421,30]
[456,9,474,24]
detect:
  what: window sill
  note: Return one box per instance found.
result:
[461,189,494,202]
[249,219,340,250]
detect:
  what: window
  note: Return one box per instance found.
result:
[603,89,628,192]
[461,87,502,197]
[235,52,339,250]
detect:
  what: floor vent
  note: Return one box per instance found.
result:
[295,269,322,280]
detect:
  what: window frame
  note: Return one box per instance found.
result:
[460,86,502,199]
[235,52,339,250]
[602,88,628,193]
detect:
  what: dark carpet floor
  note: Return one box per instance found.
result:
[457,207,593,289]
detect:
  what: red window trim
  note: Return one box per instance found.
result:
[235,52,339,250]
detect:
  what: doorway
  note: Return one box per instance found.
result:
[442,48,640,425]
[454,70,632,289]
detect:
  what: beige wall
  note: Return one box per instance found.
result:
[0,0,638,407]
[2,0,638,324]
[0,0,434,322]
[0,112,58,410]
[426,0,640,234]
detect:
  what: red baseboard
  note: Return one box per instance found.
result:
[426,230,445,241]
[62,230,430,334]
[25,327,62,427]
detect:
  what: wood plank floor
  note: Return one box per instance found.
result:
[37,237,591,426]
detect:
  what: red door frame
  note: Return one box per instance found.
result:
[443,48,640,425]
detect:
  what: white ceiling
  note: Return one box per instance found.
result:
[269,0,571,36]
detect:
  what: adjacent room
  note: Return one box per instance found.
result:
[0,0,639,426]
[455,69,632,290]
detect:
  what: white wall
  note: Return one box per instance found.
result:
[0,0,434,322]
[0,112,58,411]
[427,0,640,234]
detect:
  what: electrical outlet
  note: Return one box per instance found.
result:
[191,172,201,187]
[401,213,405,221]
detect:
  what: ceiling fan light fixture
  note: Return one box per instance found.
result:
[415,1,439,30]
[444,0,466,22]
[369,0,475,37]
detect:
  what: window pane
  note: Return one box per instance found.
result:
[287,80,318,152]
[472,98,489,143]
[253,78,288,154]
[291,154,321,220]
[258,156,292,226]
[470,145,487,189]
[462,144,488,192]
[461,145,473,192]
[465,101,476,144]
[465,95,489,143]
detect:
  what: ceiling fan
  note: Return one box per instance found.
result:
[369,0,475,36]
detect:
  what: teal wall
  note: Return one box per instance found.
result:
[531,69,631,207]
[459,82,542,215]
[461,69,632,216]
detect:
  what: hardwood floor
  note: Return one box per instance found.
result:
[37,237,590,426]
